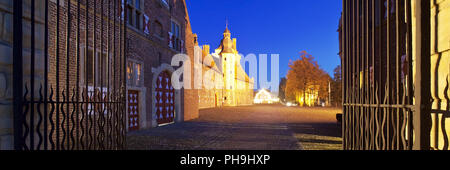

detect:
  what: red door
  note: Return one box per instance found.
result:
[155,71,175,125]
[128,90,139,131]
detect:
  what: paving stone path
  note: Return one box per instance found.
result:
[127,105,342,150]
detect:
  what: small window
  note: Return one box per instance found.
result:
[135,11,141,29]
[83,48,109,87]
[172,22,180,38]
[135,0,140,10]
[127,62,134,86]
[87,50,94,85]
[99,53,108,86]
[80,47,111,116]
[135,63,142,86]
[127,61,143,87]
[127,0,143,30]
[127,6,133,25]
[171,20,181,51]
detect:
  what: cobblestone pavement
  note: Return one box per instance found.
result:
[127,105,342,150]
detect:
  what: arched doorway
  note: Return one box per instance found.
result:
[155,71,175,125]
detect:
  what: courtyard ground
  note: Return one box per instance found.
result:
[127,104,342,150]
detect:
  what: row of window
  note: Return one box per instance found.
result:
[125,0,183,52]
[78,47,143,88]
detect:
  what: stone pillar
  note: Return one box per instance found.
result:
[0,0,45,150]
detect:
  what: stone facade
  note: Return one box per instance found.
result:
[0,0,46,150]
[426,0,450,150]
[0,0,13,150]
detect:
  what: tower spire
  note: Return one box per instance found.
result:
[224,18,230,34]
[226,18,228,29]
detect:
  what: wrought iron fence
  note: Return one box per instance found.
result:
[13,0,128,150]
[341,0,432,150]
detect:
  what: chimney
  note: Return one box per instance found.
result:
[193,34,198,46]
[202,45,210,59]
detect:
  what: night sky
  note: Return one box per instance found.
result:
[186,0,342,91]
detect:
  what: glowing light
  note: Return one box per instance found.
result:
[254,89,279,104]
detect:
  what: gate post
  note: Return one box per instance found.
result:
[12,0,23,150]
[413,0,432,150]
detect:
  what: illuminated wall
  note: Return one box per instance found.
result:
[197,28,254,109]
[295,85,320,107]
[254,89,279,104]
[413,0,450,150]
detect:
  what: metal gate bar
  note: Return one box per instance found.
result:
[13,0,24,151]
[12,0,128,150]
[413,0,431,150]
[341,0,431,150]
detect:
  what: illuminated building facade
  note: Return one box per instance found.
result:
[197,26,255,108]
[254,89,279,104]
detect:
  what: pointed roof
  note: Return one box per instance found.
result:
[224,19,230,33]
[224,27,231,34]
[218,22,233,54]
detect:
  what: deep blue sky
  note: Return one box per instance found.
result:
[186,0,342,90]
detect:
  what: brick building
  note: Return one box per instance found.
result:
[0,0,199,150]
[123,0,198,130]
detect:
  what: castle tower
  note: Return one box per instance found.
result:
[217,25,239,106]
[196,21,255,108]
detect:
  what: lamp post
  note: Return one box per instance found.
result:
[329,81,331,107]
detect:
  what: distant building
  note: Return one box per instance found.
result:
[294,85,320,107]
[197,26,255,108]
[254,89,279,104]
